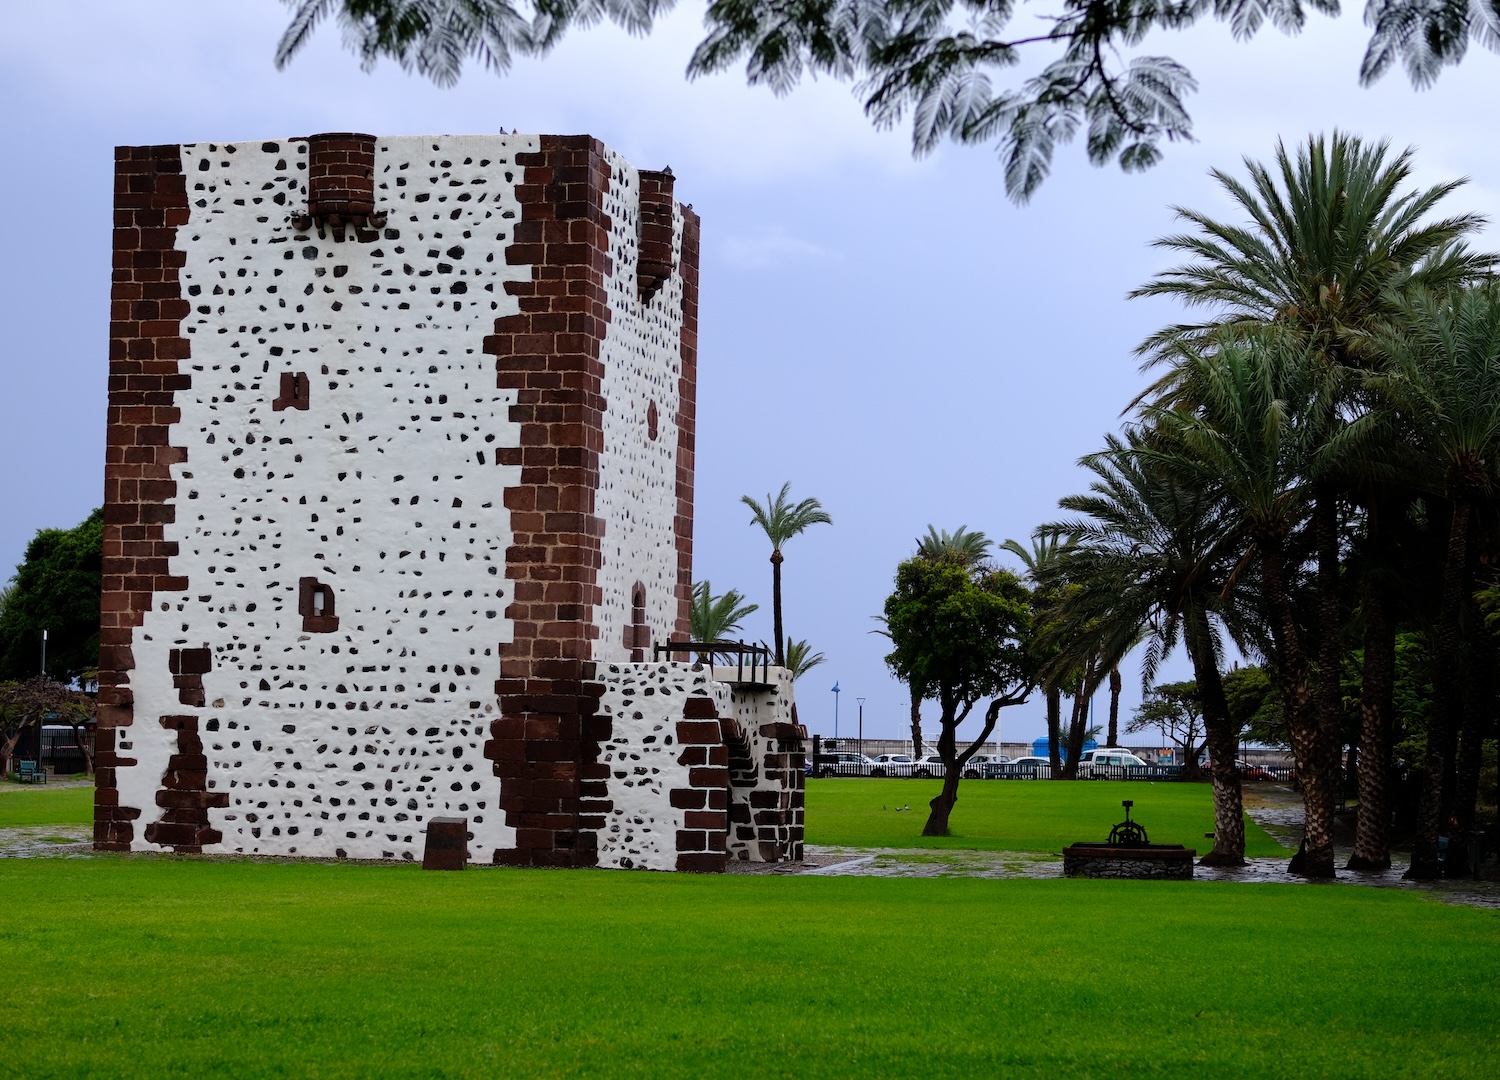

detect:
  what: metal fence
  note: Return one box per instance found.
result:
[807,759,1299,783]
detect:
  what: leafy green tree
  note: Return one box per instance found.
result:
[1128,681,1206,778]
[0,509,103,683]
[688,579,759,663]
[275,1,1500,201]
[891,524,995,756]
[1223,664,1281,745]
[0,677,94,777]
[741,483,832,667]
[883,557,1032,835]
[783,638,826,681]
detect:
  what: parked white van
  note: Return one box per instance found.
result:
[1077,750,1151,777]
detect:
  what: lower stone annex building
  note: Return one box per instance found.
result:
[96,132,806,871]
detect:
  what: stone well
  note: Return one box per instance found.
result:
[1062,842,1195,880]
[1062,799,1195,880]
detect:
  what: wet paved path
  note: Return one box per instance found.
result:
[4,782,1496,907]
[797,785,1500,909]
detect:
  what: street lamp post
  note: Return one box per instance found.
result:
[832,682,840,742]
[857,697,865,759]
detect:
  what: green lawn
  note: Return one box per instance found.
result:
[806,778,1288,856]
[1,858,1496,1077]
[0,783,93,827]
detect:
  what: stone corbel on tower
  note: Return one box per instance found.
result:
[292,132,387,240]
[637,167,676,302]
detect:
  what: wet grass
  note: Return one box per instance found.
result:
[805,778,1288,856]
[0,857,1495,1077]
[0,783,92,827]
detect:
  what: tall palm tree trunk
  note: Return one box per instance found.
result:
[770,550,784,666]
[1061,657,1100,779]
[1045,686,1062,778]
[1409,499,1472,879]
[1348,576,1395,870]
[1312,490,1347,849]
[909,684,925,758]
[1107,667,1121,747]
[1061,688,1088,780]
[1187,626,1246,865]
[1260,533,1338,877]
[1453,607,1492,839]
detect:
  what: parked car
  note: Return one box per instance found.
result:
[965,753,1012,779]
[1197,758,1277,781]
[868,754,915,777]
[809,751,880,777]
[910,755,986,779]
[1078,750,1152,778]
[996,756,1051,779]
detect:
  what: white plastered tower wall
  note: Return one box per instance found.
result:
[115,136,540,860]
[99,132,803,870]
[591,149,687,663]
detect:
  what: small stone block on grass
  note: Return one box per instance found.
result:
[422,817,469,871]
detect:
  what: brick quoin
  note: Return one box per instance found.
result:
[483,136,617,868]
[672,697,729,872]
[142,716,229,853]
[673,210,701,641]
[96,144,192,852]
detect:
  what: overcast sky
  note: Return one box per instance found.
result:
[2,2,1498,744]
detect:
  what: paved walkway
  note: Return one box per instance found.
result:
[796,784,1500,909]
[5,782,1496,908]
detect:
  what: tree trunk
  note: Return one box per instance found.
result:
[1408,498,1471,880]
[770,550,784,667]
[1348,576,1395,870]
[1309,488,1346,870]
[1045,686,1062,777]
[68,720,96,777]
[1061,693,1085,780]
[1453,609,1491,840]
[909,684,925,759]
[922,698,1006,836]
[1107,667,1121,748]
[1188,625,1245,865]
[1259,532,1336,877]
[0,726,27,777]
[923,767,964,837]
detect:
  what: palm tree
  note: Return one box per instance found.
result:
[742,483,832,666]
[915,525,992,566]
[1000,535,1075,776]
[688,580,759,664]
[1040,428,1250,863]
[1366,286,1500,878]
[783,638,827,681]
[1132,132,1493,873]
[1144,337,1370,876]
